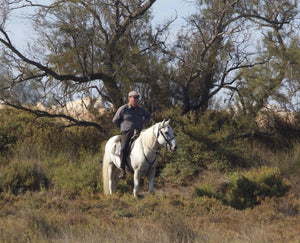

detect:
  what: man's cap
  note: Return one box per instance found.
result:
[128,91,139,97]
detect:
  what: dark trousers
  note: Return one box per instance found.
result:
[120,129,135,170]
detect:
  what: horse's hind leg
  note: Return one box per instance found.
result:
[108,164,114,194]
[108,164,119,194]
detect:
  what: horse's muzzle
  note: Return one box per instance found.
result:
[170,142,178,151]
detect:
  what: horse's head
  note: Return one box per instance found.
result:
[156,119,178,151]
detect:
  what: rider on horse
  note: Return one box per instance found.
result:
[112,91,151,179]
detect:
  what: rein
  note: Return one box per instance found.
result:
[159,129,175,149]
[142,125,174,166]
[142,147,158,165]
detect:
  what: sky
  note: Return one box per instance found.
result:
[152,0,196,42]
[152,0,195,27]
[6,0,196,49]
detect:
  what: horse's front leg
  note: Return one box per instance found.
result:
[133,169,141,197]
[148,167,156,195]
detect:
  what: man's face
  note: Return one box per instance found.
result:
[128,95,139,107]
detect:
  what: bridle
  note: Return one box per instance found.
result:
[157,127,175,149]
[142,125,175,165]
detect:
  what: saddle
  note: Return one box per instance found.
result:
[113,130,140,163]
[128,130,140,152]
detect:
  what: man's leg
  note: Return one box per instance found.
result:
[119,130,134,179]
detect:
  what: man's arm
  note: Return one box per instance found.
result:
[112,106,123,128]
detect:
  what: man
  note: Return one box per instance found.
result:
[112,91,151,179]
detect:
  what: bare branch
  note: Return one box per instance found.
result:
[0,27,112,83]
[109,0,156,47]
[1,100,105,133]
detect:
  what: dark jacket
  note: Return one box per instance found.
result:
[112,104,151,132]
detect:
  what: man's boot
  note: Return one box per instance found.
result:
[119,156,126,179]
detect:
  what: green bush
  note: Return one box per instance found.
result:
[158,110,248,185]
[194,166,290,210]
[160,131,204,185]
[0,160,50,195]
[194,183,219,199]
[0,108,105,159]
[52,158,102,198]
[226,166,290,209]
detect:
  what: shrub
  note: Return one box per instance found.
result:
[0,160,50,195]
[226,166,290,209]
[158,112,247,185]
[52,158,102,198]
[160,131,204,185]
[194,182,219,199]
[194,166,290,210]
[157,109,258,182]
[0,107,105,159]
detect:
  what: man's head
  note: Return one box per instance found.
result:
[128,90,140,108]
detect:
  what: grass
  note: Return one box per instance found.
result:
[0,108,300,242]
[0,188,299,242]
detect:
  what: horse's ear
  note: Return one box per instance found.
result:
[166,119,170,125]
[159,119,165,129]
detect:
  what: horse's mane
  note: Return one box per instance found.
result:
[140,123,157,148]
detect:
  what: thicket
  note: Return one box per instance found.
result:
[0,107,299,209]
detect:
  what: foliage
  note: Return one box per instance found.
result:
[228,167,290,208]
[0,0,171,110]
[195,166,291,210]
[0,159,50,195]
[160,131,205,185]
[158,109,258,185]
[0,107,105,157]
[52,158,102,198]
[0,108,104,196]
[194,182,220,200]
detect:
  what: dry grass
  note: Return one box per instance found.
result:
[1,179,299,243]
[1,147,300,242]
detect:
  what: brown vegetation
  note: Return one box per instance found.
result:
[0,107,299,242]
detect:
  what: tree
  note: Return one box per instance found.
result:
[235,0,300,113]
[169,0,255,115]
[0,0,171,130]
[169,0,299,115]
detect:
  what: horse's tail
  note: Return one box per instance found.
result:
[102,146,110,195]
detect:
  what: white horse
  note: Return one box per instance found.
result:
[102,120,178,197]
